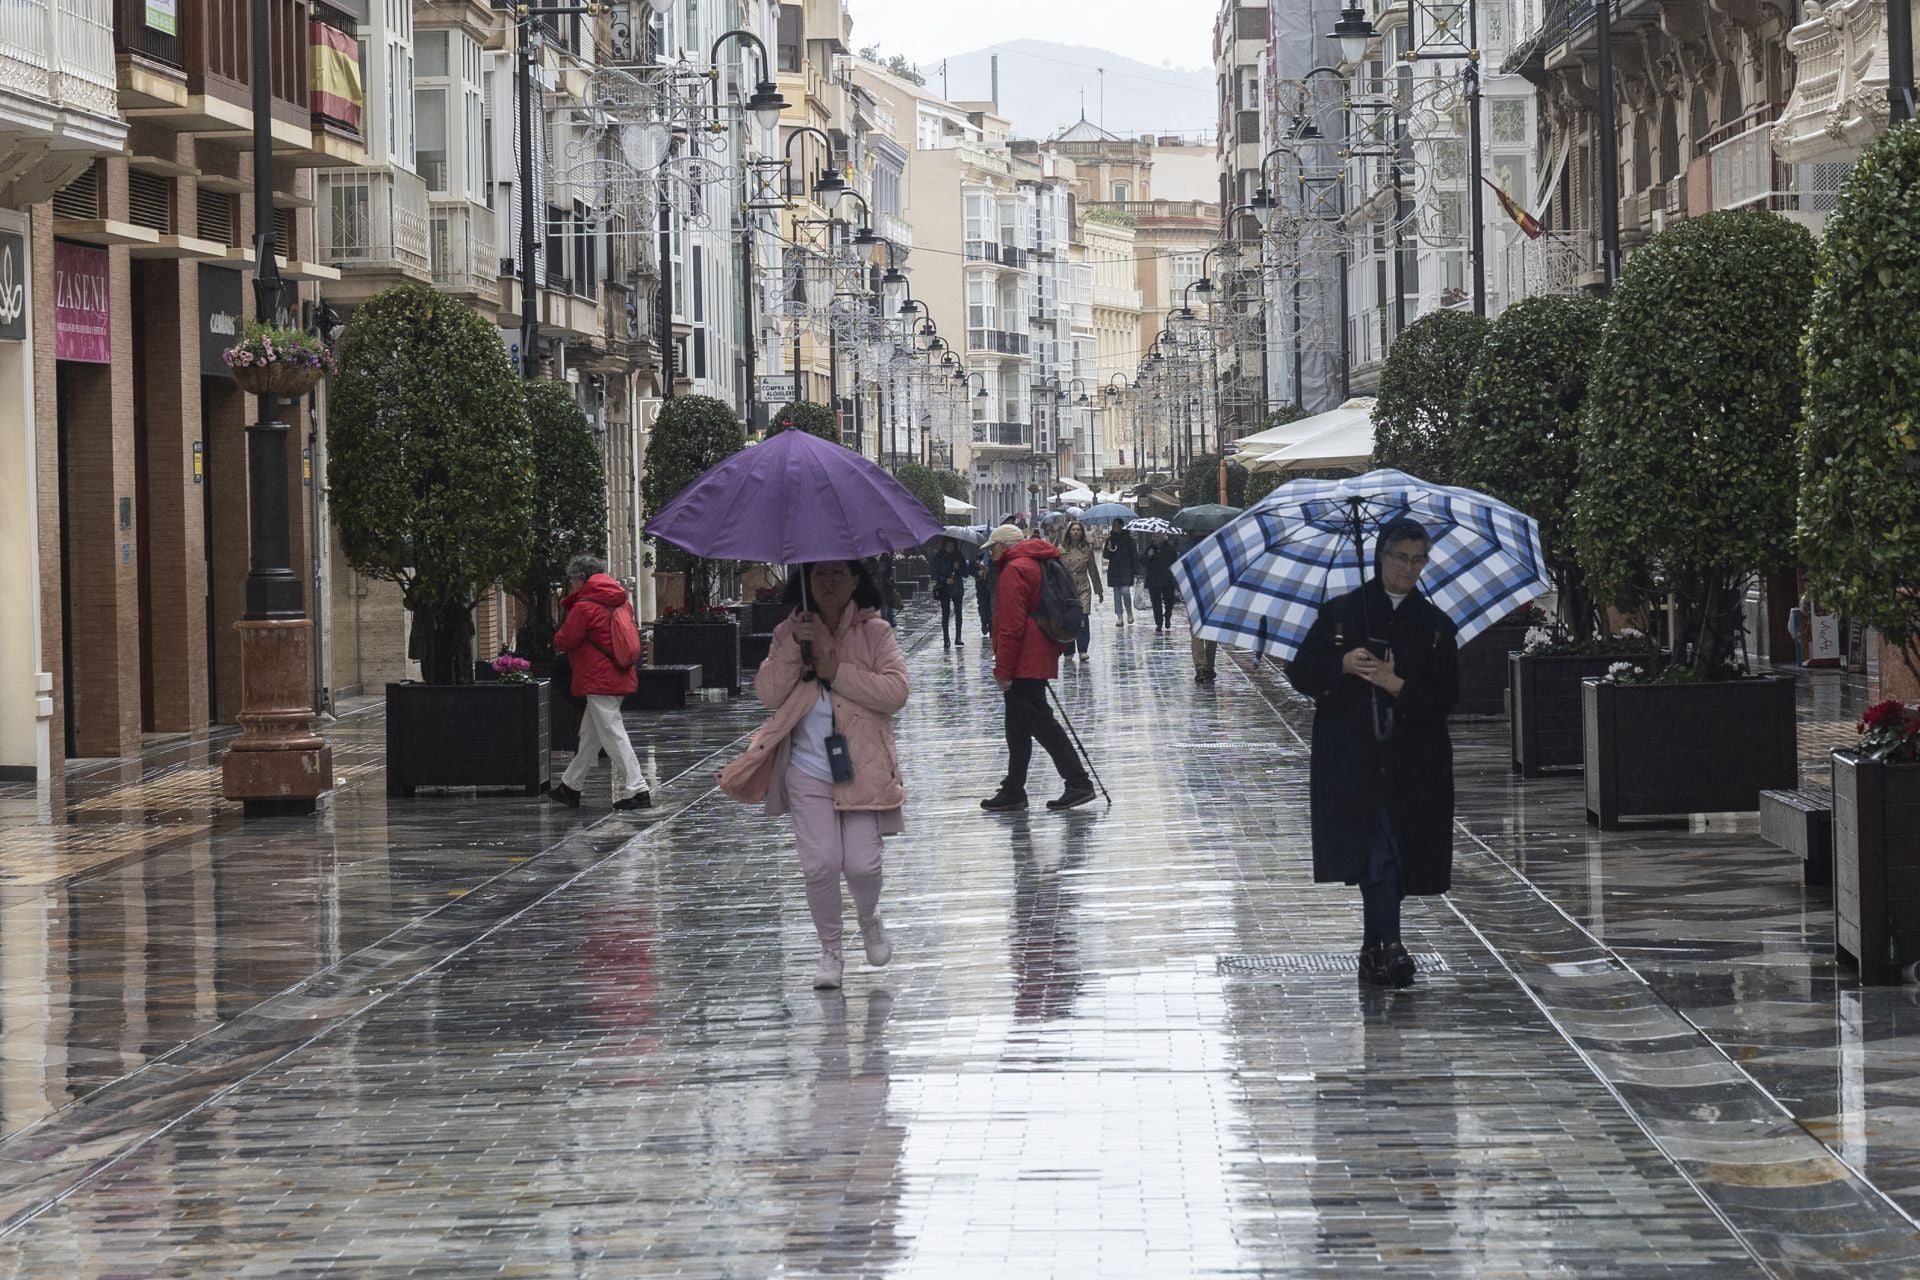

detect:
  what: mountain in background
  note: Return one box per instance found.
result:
[922,40,1215,143]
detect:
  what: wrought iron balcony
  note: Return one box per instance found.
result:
[315,165,431,280]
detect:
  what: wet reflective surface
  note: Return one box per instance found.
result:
[0,606,1912,1276]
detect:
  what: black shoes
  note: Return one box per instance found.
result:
[613,791,653,811]
[956,637,964,647]
[980,788,1028,812]
[1360,943,1416,988]
[548,782,581,809]
[1046,782,1098,811]
[1383,942,1416,988]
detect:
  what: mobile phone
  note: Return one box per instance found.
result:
[824,732,854,784]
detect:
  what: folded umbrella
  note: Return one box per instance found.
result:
[1175,468,1550,662]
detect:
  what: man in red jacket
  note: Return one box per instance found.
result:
[550,555,650,811]
[981,524,1096,812]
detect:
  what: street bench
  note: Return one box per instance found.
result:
[625,664,703,712]
[1760,786,1833,887]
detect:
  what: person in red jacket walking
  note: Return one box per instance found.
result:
[980,524,1096,812]
[550,555,650,811]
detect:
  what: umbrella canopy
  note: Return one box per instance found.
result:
[1126,516,1184,536]
[1172,504,1242,537]
[939,525,987,547]
[1255,414,1375,473]
[1232,398,1376,458]
[1081,502,1136,524]
[1175,469,1550,661]
[644,428,943,563]
[942,494,976,515]
[1053,487,1095,507]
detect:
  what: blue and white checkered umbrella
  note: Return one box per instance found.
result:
[1174,469,1551,660]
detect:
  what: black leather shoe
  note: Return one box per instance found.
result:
[1383,942,1417,989]
[1046,782,1097,810]
[548,782,581,810]
[613,791,652,811]
[980,789,1028,812]
[1357,945,1389,985]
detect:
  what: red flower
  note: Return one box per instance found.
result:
[1862,700,1905,730]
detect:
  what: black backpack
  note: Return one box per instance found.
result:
[1030,557,1088,646]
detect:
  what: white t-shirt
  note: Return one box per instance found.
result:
[788,685,837,783]
[1386,590,1409,609]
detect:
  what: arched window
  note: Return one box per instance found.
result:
[1720,62,1743,126]
[1632,116,1652,192]
[1688,84,1709,154]
[1658,99,1680,183]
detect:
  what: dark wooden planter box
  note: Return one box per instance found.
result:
[1457,620,1531,717]
[749,600,789,634]
[741,632,773,669]
[651,620,740,693]
[1833,750,1920,984]
[1511,653,1623,776]
[386,681,550,797]
[1582,675,1796,829]
[625,664,703,711]
[896,581,919,601]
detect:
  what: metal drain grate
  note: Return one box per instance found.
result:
[1216,952,1450,975]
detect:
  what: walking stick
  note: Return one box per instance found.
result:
[1046,683,1112,808]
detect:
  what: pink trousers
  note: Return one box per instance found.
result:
[784,763,884,951]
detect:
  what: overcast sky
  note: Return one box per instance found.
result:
[842,0,1217,74]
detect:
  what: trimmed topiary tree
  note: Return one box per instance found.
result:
[1373,309,1491,484]
[1575,210,1816,679]
[330,284,534,685]
[1180,454,1247,508]
[767,400,839,443]
[1460,293,1609,641]
[514,380,608,663]
[1799,121,1920,664]
[892,462,944,520]
[935,468,970,504]
[642,395,745,608]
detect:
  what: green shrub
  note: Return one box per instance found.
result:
[1373,309,1491,484]
[1460,294,1608,640]
[892,463,944,519]
[767,400,839,443]
[329,285,533,684]
[642,395,745,606]
[1180,454,1247,507]
[515,380,608,662]
[1799,121,1920,661]
[1574,211,1816,678]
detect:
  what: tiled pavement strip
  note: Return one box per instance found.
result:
[0,602,1913,1274]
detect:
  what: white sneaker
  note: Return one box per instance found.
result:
[814,947,844,990]
[861,917,893,968]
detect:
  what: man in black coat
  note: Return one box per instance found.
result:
[1286,518,1459,989]
[1101,519,1138,627]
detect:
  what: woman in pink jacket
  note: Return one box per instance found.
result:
[718,560,910,990]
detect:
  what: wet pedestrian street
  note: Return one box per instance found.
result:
[0,603,1916,1277]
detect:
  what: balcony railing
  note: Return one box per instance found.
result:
[967,328,1031,356]
[1093,284,1143,310]
[430,198,497,295]
[315,165,431,277]
[1707,112,1848,229]
[971,421,1033,448]
[998,243,1030,269]
[1496,228,1593,305]
[1,0,118,123]
[876,212,912,250]
[964,239,1001,264]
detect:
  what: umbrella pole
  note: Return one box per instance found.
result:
[799,565,815,669]
[1350,497,1394,744]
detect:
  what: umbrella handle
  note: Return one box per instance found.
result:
[799,567,815,669]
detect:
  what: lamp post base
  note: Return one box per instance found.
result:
[221,618,333,815]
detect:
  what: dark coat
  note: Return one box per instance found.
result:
[1102,530,1138,588]
[1139,538,1178,590]
[929,547,970,601]
[1286,579,1459,895]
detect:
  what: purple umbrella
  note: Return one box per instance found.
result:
[644,428,942,562]
[643,430,943,659]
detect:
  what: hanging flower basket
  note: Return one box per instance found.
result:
[223,320,334,398]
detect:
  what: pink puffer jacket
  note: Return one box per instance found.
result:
[717,606,909,820]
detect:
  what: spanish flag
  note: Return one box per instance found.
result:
[311,21,364,133]
[1483,177,1542,240]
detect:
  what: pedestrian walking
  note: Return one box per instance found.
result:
[1057,519,1103,663]
[868,549,897,628]
[1286,518,1459,989]
[1140,531,1179,630]
[1185,536,1218,683]
[718,560,909,991]
[929,536,971,649]
[1101,518,1138,627]
[549,555,651,811]
[979,524,1097,813]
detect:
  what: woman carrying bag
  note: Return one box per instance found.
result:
[1057,520,1103,662]
[718,560,910,990]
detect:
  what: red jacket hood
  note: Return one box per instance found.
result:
[1001,539,1062,565]
[565,573,630,610]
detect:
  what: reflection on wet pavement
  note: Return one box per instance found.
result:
[0,604,1909,1275]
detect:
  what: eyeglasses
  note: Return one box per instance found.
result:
[1383,550,1429,570]
[810,565,855,581]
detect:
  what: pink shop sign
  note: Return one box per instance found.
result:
[53,241,110,364]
